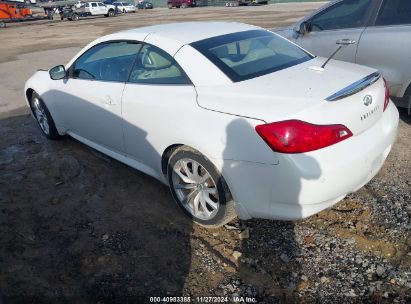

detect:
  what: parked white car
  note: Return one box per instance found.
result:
[113,2,136,13]
[24,22,399,227]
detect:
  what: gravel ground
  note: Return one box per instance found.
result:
[0,3,410,303]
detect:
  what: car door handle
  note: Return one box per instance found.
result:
[336,38,357,45]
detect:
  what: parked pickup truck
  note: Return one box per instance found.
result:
[63,1,116,20]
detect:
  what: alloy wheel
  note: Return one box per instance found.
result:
[171,158,219,220]
[32,97,50,135]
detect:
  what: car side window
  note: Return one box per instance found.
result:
[91,3,97,7]
[129,44,190,85]
[309,0,373,32]
[72,41,142,82]
[376,0,411,26]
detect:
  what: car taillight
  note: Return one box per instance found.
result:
[255,120,353,154]
[383,78,390,112]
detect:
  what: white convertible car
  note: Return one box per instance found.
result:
[25,22,399,227]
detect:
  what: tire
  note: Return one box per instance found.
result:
[123,9,126,13]
[181,3,187,8]
[168,3,173,9]
[71,13,79,21]
[30,92,61,140]
[167,146,236,228]
[108,9,115,17]
[0,22,6,28]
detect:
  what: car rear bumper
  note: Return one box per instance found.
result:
[213,101,399,221]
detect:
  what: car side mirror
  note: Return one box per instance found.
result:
[49,65,66,80]
[294,21,309,35]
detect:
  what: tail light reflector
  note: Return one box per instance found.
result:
[255,120,353,154]
[383,78,390,112]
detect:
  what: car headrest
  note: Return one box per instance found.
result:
[212,46,229,58]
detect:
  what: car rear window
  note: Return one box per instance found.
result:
[191,30,313,82]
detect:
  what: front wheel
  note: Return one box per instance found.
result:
[30,92,61,140]
[168,147,236,228]
[108,9,115,17]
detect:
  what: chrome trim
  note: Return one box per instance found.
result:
[326,71,381,101]
[363,95,373,106]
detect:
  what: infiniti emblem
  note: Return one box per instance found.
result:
[363,95,373,106]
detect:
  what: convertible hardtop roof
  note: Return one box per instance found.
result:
[121,22,261,45]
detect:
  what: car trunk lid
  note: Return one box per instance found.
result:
[196,58,385,136]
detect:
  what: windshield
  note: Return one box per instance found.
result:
[191,30,313,82]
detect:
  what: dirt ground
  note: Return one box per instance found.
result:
[0,3,410,303]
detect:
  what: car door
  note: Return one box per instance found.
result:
[294,0,375,62]
[356,0,411,98]
[89,2,98,14]
[121,43,197,171]
[53,41,142,153]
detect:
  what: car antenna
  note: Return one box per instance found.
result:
[321,39,356,69]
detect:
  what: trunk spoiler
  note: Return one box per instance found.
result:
[326,71,381,102]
